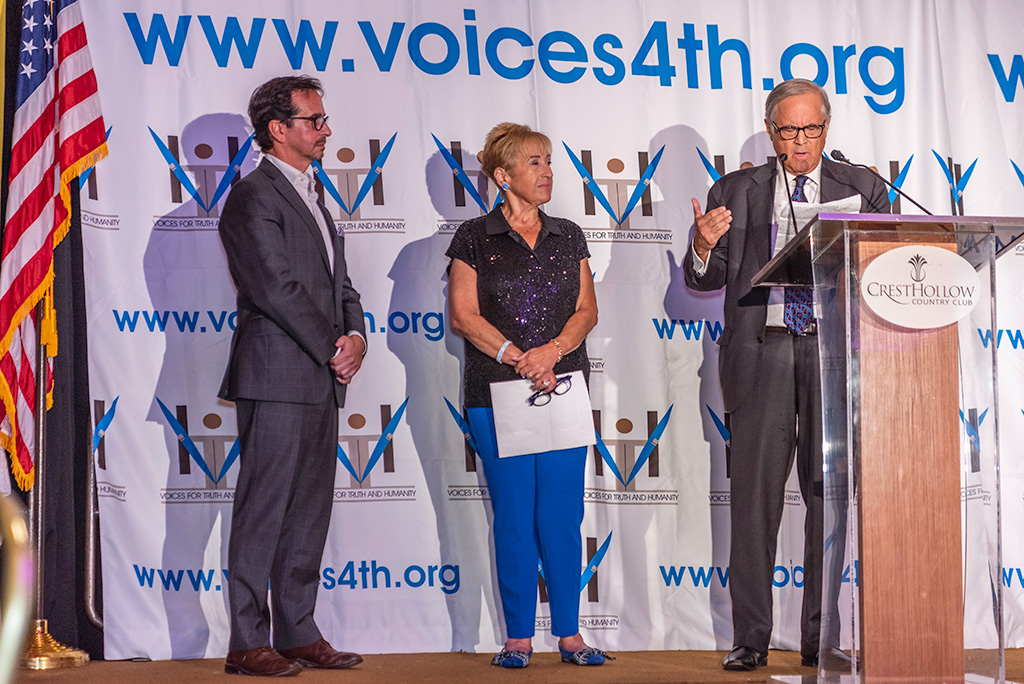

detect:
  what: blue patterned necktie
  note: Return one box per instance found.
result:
[784,175,813,334]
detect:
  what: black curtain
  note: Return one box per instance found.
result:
[3,2,103,659]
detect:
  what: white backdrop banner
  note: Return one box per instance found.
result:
[77,0,1024,659]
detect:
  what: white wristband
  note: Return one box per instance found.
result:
[496,340,512,363]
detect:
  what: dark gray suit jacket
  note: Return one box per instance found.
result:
[218,157,365,408]
[683,157,890,412]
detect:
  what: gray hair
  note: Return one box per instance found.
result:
[765,78,831,124]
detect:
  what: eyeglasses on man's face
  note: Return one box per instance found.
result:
[287,114,329,131]
[771,121,826,140]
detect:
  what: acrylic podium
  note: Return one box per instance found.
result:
[754,213,1024,684]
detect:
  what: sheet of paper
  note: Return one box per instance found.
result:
[489,370,595,458]
[790,195,861,232]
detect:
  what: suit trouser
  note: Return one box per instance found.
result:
[227,397,338,652]
[727,331,823,659]
[467,408,586,640]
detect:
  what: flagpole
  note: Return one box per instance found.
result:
[84,429,102,630]
[22,302,87,670]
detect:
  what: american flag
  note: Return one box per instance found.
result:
[0,0,106,490]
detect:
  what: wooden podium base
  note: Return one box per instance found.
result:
[855,237,963,683]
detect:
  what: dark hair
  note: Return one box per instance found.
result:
[248,75,324,151]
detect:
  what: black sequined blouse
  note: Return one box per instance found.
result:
[446,207,591,408]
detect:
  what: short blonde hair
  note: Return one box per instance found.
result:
[480,122,552,182]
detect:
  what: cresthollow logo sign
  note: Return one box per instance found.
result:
[860,245,980,329]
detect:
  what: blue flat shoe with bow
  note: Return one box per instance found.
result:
[559,646,614,666]
[491,649,532,668]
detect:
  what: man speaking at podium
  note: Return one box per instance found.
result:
[683,78,890,671]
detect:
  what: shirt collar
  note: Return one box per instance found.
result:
[264,153,316,191]
[484,206,562,236]
[776,157,822,194]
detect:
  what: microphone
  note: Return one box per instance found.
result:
[777,153,800,232]
[830,149,933,215]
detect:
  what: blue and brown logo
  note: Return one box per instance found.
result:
[707,404,733,507]
[442,397,490,502]
[92,396,126,502]
[1013,159,1024,194]
[150,124,254,230]
[334,399,415,502]
[959,407,988,475]
[932,150,977,216]
[313,134,405,234]
[588,406,678,504]
[564,142,669,243]
[886,155,914,211]
[156,398,240,503]
[430,133,501,233]
[960,407,992,504]
[537,531,619,631]
[80,127,120,230]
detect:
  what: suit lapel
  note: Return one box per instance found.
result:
[819,158,849,205]
[322,203,339,283]
[260,158,334,275]
[747,161,777,267]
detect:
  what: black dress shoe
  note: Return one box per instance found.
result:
[722,646,767,671]
[805,647,853,669]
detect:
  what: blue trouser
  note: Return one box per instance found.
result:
[467,408,587,639]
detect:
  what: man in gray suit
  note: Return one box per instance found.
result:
[219,75,366,677]
[684,79,890,671]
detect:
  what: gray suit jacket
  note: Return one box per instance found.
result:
[218,157,365,407]
[683,157,890,412]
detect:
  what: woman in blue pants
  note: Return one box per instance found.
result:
[447,122,608,668]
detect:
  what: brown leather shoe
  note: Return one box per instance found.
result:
[278,638,363,669]
[225,646,302,677]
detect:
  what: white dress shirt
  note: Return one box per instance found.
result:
[691,160,822,327]
[264,153,335,273]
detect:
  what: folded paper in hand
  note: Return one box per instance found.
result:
[489,370,595,458]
